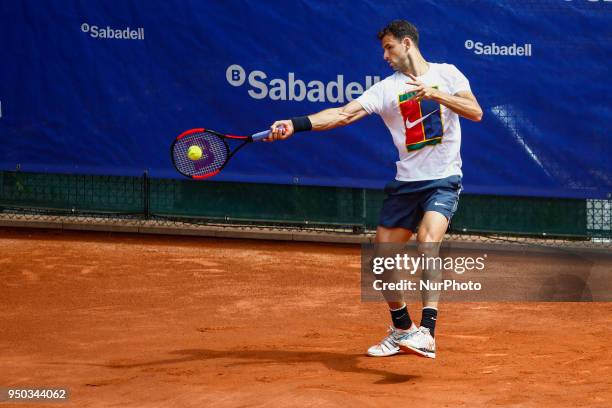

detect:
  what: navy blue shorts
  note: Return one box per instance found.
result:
[378,175,462,232]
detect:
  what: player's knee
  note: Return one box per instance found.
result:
[417,240,441,258]
[418,232,439,244]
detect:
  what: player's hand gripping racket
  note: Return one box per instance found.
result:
[170,128,275,179]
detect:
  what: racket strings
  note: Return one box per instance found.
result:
[173,131,229,177]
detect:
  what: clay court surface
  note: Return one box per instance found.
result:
[1,228,611,407]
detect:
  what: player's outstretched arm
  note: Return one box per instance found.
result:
[265,100,368,142]
[309,99,369,130]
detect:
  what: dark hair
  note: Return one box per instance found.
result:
[377,20,419,47]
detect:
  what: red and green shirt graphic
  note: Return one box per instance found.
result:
[399,89,444,151]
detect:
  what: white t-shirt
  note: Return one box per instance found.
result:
[356,63,471,181]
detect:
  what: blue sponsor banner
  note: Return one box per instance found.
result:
[0,0,610,198]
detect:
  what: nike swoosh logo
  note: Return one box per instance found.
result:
[405,109,440,129]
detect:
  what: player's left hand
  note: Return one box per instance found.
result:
[405,73,440,102]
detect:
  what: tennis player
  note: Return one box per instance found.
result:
[267,20,482,359]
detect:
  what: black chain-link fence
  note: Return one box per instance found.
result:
[1,171,610,247]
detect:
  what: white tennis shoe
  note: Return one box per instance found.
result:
[367,325,418,357]
[399,326,436,359]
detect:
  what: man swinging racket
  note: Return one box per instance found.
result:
[266,20,482,359]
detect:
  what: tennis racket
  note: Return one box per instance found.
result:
[170,128,274,179]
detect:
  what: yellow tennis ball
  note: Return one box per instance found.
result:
[187,145,202,161]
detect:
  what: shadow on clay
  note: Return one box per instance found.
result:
[51,349,421,385]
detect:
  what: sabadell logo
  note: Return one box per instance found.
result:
[226,64,381,103]
[80,23,144,40]
[464,40,532,57]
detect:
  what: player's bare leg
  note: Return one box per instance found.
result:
[374,226,412,310]
[375,225,413,243]
[399,211,449,359]
[417,211,449,309]
[367,226,419,357]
